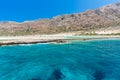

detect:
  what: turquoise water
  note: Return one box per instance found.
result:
[0,40,120,80]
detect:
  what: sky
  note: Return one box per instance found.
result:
[0,0,119,22]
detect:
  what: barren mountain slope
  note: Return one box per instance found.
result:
[0,3,120,35]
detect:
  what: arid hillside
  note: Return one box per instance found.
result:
[0,3,120,35]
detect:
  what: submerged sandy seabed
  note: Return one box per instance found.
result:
[0,32,120,46]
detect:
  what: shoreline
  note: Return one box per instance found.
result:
[0,33,120,46]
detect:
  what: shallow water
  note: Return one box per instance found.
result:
[0,40,120,80]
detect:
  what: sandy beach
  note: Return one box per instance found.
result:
[0,32,75,45]
[0,32,120,46]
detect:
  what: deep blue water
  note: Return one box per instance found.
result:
[0,40,120,80]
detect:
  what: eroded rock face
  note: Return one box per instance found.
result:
[0,2,120,34]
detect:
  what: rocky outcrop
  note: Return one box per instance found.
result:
[0,2,120,35]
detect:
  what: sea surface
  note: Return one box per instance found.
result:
[0,39,120,80]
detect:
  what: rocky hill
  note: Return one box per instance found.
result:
[0,2,120,35]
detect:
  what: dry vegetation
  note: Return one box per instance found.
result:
[0,3,120,36]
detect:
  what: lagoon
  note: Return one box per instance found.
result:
[0,39,120,80]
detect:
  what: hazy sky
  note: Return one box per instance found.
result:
[0,0,119,22]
